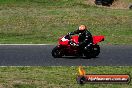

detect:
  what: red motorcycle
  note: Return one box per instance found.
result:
[52,34,104,58]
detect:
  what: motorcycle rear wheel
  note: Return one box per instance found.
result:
[83,49,93,59]
[83,45,100,58]
[92,45,100,58]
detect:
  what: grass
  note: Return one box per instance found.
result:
[0,1,131,88]
[0,66,131,88]
[0,0,132,44]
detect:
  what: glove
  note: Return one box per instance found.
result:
[70,41,79,47]
[75,43,79,46]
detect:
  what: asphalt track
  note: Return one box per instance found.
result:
[0,45,132,66]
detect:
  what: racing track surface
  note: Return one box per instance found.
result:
[0,45,132,66]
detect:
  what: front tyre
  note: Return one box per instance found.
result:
[52,46,63,58]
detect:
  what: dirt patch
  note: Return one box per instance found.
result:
[111,0,129,9]
[87,0,95,5]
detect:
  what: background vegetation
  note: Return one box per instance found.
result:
[0,1,132,88]
[0,0,131,44]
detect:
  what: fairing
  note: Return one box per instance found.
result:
[59,35,104,45]
[93,36,104,44]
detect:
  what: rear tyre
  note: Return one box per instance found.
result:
[52,46,63,58]
[83,49,93,59]
[83,45,100,58]
[92,45,100,58]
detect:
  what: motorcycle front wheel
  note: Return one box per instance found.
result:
[52,46,63,58]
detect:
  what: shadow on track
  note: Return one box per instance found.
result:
[59,56,99,59]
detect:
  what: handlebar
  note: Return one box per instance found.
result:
[69,40,79,46]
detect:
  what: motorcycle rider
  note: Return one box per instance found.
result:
[68,25,93,53]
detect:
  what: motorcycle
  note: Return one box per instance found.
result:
[52,34,104,58]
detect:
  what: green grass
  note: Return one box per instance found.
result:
[0,0,132,44]
[0,66,131,88]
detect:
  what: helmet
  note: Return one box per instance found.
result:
[79,25,87,31]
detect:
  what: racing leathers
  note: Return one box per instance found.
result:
[69,29,93,52]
